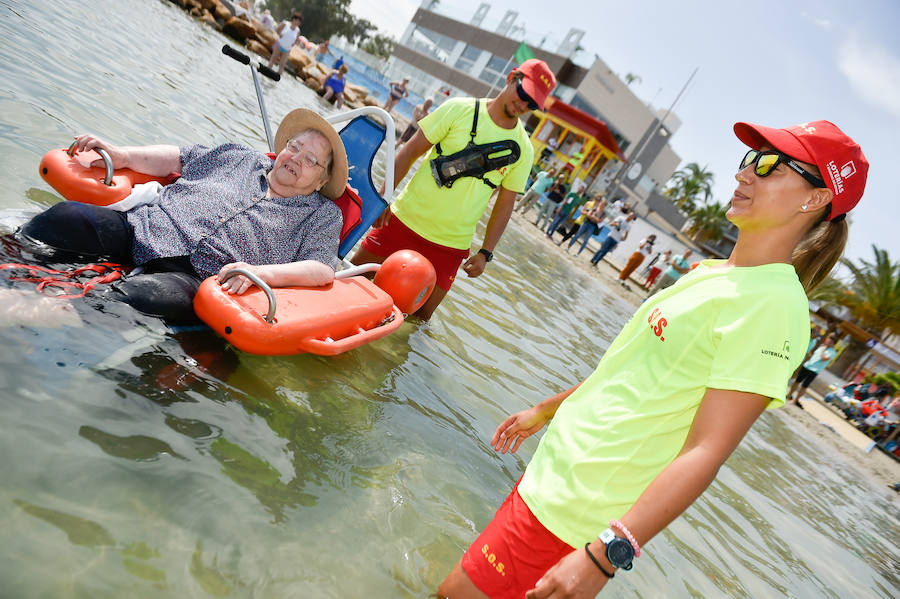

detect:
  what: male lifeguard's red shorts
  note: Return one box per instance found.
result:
[360,215,469,291]
[460,480,574,599]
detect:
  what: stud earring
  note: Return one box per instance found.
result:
[801,204,808,211]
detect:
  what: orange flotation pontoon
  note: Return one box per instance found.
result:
[194,250,436,356]
[39,142,175,206]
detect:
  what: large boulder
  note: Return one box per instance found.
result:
[363,96,379,107]
[346,83,370,98]
[302,65,323,81]
[303,77,321,91]
[222,16,256,43]
[286,47,312,71]
[342,86,358,104]
[212,1,231,21]
[199,9,219,28]
[246,39,270,60]
[255,25,277,49]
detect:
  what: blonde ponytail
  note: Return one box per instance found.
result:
[792,217,848,293]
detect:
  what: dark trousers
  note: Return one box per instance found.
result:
[590,236,619,265]
[20,202,203,323]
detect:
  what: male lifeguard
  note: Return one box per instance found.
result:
[350,60,556,319]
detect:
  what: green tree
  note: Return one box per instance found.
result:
[361,34,396,60]
[840,246,900,336]
[664,163,714,214]
[266,0,376,45]
[624,72,642,86]
[685,201,728,244]
[828,246,900,376]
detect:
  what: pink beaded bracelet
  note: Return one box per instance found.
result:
[610,519,642,557]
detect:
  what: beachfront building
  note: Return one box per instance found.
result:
[386,1,683,228]
[528,97,625,191]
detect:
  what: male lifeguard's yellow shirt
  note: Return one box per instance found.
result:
[518,260,810,547]
[391,97,533,249]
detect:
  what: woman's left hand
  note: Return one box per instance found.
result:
[217,262,263,295]
[525,548,609,598]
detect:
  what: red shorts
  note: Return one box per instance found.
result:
[360,214,469,291]
[460,481,574,599]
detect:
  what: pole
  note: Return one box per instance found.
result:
[604,66,698,203]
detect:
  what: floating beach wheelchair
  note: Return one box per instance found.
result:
[34,46,435,356]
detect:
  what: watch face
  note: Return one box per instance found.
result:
[606,538,634,567]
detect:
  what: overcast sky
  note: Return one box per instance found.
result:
[350,0,900,266]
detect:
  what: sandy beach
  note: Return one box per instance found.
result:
[509,208,900,495]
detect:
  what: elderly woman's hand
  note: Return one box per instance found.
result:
[71,134,131,169]
[217,262,267,295]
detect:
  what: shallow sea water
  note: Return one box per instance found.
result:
[1,1,898,597]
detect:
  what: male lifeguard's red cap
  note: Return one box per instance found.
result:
[734,120,868,220]
[512,59,556,110]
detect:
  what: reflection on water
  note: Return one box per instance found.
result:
[1,0,898,597]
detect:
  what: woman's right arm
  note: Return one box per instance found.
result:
[72,134,181,176]
[491,383,582,453]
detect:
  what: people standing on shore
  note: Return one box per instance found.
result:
[533,174,567,230]
[514,167,556,215]
[546,188,585,239]
[384,77,410,113]
[566,195,607,254]
[643,248,671,289]
[396,98,433,148]
[437,119,868,599]
[319,65,348,109]
[649,248,693,292]
[589,209,635,266]
[617,234,656,288]
[350,59,556,320]
[267,13,303,76]
[788,335,837,406]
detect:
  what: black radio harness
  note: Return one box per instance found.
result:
[430,99,522,189]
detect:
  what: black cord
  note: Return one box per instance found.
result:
[584,543,615,579]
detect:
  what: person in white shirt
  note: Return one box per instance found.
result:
[589,210,635,266]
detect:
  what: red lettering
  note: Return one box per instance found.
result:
[648,309,667,342]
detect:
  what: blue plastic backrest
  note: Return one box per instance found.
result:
[337,115,389,258]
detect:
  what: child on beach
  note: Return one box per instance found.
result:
[437,120,868,599]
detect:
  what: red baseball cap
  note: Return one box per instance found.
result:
[512,59,556,110]
[734,120,868,220]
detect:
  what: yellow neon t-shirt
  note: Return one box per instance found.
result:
[391,97,534,249]
[517,260,810,547]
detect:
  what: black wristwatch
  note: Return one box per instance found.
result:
[599,528,634,571]
[477,248,493,262]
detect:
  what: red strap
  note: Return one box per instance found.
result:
[0,261,128,299]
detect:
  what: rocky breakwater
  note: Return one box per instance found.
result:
[166,0,383,112]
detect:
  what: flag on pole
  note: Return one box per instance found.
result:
[514,42,535,65]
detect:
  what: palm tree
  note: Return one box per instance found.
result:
[685,201,728,244]
[827,246,900,376]
[840,246,900,336]
[664,163,714,214]
[806,274,847,306]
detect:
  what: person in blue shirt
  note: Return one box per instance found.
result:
[788,335,837,405]
[649,248,693,293]
[515,168,557,216]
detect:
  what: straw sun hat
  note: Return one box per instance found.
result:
[274,108,348,200]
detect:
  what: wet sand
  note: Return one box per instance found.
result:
[509,209,900,495]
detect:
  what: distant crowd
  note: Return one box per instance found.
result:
[513,165,695,293]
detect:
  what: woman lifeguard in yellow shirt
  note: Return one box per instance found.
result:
[438,120,868,599]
